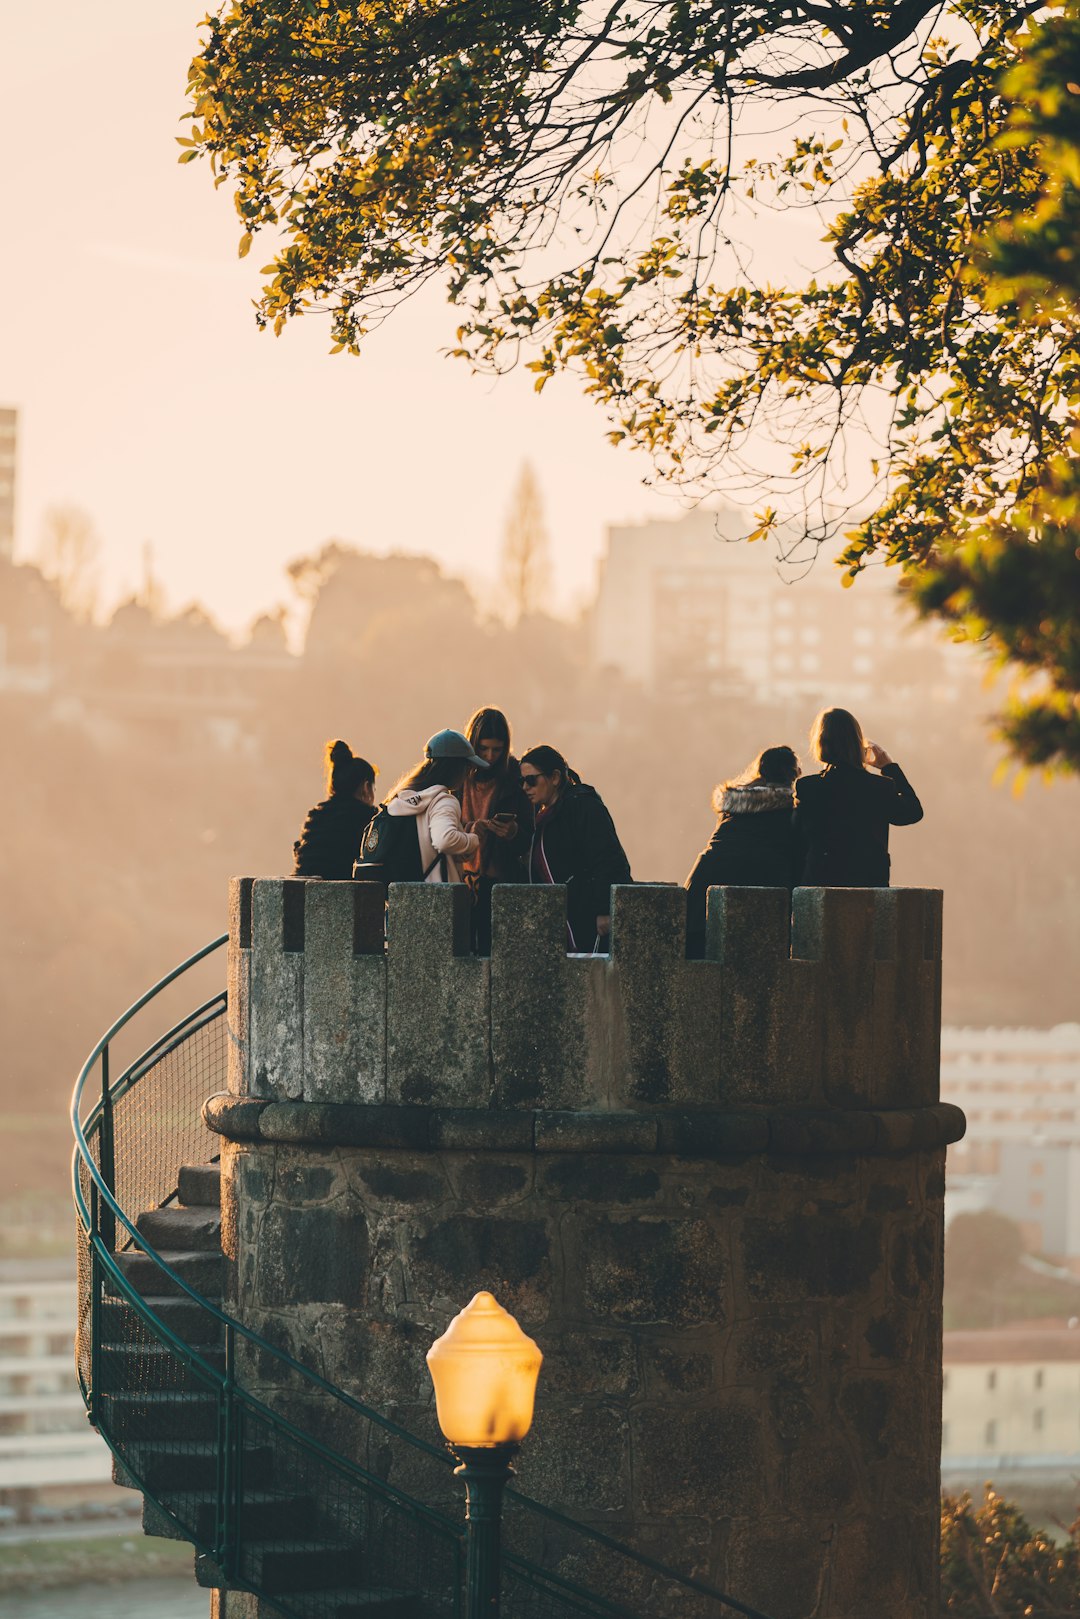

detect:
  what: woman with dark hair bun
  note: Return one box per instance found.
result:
[292,740,378,879]
[794,707,923,887]
[683,745,805,957]
[520,743,632,953]
[460,706,531,953]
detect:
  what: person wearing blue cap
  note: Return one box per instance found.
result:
[383,729,488,884]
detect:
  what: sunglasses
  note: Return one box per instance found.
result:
[521,773,545,787]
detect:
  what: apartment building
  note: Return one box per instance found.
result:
[942,1024,1080,1262]
[591,505,967,704]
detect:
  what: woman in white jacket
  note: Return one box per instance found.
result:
[385,729,488,882]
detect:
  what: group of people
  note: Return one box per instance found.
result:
[292,704,923,955]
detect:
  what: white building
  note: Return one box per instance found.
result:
[942,1025,1080,1263]
[942,1325,1080,1482]
[0,1273,110,1503]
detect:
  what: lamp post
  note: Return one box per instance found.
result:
[427,1291,543,1619]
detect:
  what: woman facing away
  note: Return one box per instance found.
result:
[794,707,924,887]
[683,745,805,958]
[384,728,487,883]
[520,744,632,953]
[292,740,378,880]
[460,706,531,953]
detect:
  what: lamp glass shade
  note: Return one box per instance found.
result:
[426,1291,543,1447]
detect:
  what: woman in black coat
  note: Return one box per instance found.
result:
[520,743,632,953]
[794,708,923,887]
[292,740,378,880]
[684,745,805,957]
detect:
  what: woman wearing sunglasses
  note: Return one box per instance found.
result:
[519,744,632,952]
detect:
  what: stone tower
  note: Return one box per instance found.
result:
[208,879,962,1619]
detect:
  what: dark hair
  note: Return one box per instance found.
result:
[465,706,512,775]
[713,745,799,813]
[325,739,377,797]
[809,708,866,770]
[520,744,581,792]
[389,755,470,799]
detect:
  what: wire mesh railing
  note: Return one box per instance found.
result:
[71,933,772,1619]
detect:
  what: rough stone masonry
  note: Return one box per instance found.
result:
[206,878,964,1619]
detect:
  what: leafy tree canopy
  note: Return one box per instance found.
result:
[186,0,1080,769]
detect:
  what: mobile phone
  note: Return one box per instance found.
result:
[492,813,515,824]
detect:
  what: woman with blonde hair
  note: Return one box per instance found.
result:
[683,745,804,957]
[794,708,923,887]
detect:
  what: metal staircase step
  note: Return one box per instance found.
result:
[143,1487,317,1544]
[282,1590,424,1619]
[178,1163,222,1207]
[101,1292,224,1346]
[105,1388,219,1442]
[196,1541,361,1593]
[118,1437,275,1495]
[111,1247,223,1299]
[137,1204,223,1253]
[99,1338,226,1391]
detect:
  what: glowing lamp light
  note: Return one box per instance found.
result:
[426,1291,543,1449]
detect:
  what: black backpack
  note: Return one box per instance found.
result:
[353,803,442,888]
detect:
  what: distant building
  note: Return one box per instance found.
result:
[942,1025,1080,1263]
[0,1272,111,1506]
[591,505,968,704]
[941,1323,1080,1519]
[0,407,15,562]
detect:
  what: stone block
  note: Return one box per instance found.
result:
[871,889,943,1108]
[577,1216,726,1327]
[254,1203,369,1309]
[792,887,876,1107]
[446,1157,532,1208]
[303,882,386,1105]
[429,1110,533,1152]
[514,1402,631,1512]
[656,1111,769,1156]
[249,879,305,1100]
[538,1156,662,1206]
[227,877,254,1096]
[534,1111,656,1154]
[741,1214,882,1303]
[407,1213,553,1327]
[607,885,722,1105]
[386,885,491,1107]
[709,887,817,1107]
[642,1342,715,1397]
[540,1331,640,1398]
[725,1515,828,1619]
[490,886,590,1108]
[632,1400,765,1515]
[827,1514,920,1618]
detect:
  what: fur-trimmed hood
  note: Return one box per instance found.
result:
[714,782,795,818]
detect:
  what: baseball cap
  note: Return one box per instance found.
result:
[424,729,490,768]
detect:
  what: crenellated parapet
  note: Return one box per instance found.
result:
[223,878,944,1118]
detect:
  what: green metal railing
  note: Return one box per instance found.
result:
[71,935,771,1619]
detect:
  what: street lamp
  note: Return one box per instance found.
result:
[427,1292,543,1619]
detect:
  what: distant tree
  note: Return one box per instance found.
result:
[941,1488,1080,1615]
[37,504,100,621]
[500,463,552,624]
[947,1209,1025,1296]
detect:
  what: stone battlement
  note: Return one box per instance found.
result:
[226,877,943,1117]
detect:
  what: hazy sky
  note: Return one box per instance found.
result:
[1,5,761,632]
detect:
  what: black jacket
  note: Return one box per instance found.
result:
[292,796,376,881]
[684,782,804,956]
[794,762,923,887]
[529,782,632,951]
